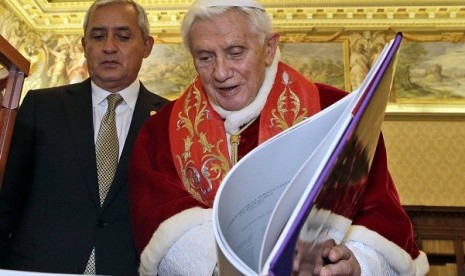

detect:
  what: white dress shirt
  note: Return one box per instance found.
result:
[91,79,140,158]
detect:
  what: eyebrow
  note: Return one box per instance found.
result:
[89,26,132,33]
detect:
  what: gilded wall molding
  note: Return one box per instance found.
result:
[3,0,465,36]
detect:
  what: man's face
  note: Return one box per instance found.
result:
[81,3,153,92]
[188,9,278,111]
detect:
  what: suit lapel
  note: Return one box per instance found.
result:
[102,84,165,209]
[62,79,101,209]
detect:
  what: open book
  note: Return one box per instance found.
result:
[212,33,403,276]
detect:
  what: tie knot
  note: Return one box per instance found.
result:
[107,94,123,111]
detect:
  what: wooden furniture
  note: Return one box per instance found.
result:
[404,205,465,276]
[0,35,30,189]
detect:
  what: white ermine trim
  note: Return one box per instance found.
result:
[139,207,213,276]
[158,221,216,276]
[345,225,429,276]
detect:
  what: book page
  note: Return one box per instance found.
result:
[212,92,357,275]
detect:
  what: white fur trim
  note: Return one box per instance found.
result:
[296,209,429,275]
[139,207,213,276]
[414,251,429,276]
[158,220,216,276]
[345,225,429,276]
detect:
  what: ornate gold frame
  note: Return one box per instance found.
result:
[3,0,465,36]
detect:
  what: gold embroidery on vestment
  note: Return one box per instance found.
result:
[174,82,230,206]
[270,71,308,130]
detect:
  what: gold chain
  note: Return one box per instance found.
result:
[230,118,257,166]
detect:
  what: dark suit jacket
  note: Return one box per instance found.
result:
[0,79,168,275]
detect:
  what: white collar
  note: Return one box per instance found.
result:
[91,79,140,110]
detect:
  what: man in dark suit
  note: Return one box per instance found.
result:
[0,0,168,275]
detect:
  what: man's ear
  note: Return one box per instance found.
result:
[265,32,280,66]
[144,36,155,58]
[81,37,87,58]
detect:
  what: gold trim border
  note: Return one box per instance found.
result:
[3,0,465,36]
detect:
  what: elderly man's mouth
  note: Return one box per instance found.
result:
[219,86,239,92]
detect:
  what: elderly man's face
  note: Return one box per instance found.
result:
[188,9,278,111]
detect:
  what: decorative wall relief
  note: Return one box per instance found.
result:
[0,2,88,101]
[348,31,387,91]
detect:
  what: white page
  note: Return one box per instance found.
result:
[213,91,357,275]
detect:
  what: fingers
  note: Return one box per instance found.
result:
[320,261,353,276]
[328,244,352,263]
[320,239,337,259]
[293,239,361,276]
[319,244,361,276]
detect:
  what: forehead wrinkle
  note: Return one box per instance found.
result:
[191,26,249,54]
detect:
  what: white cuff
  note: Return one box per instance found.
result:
[139,207,213,276]
[344,225,429,276]
[158,220,216,276]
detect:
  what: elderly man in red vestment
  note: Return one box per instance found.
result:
[128,0,429,275]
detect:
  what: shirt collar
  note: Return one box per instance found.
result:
[91,79,140,110]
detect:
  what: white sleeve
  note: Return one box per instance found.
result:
[345,240,400,276]
[158,220,216,276]
[139,207,216,276]
[344,225,429,276]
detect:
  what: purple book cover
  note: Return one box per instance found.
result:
[268,33,403,276]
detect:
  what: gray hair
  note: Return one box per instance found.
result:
[83,0,151,40]
[181,6,272,53]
